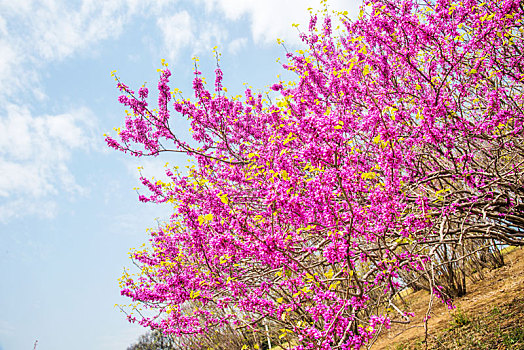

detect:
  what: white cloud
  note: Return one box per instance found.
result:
[227,37,247,55]
[206,0,362,45]
[157,11,195,61]
[0,104,96,221]
[0,14,7,35]
[0,104,93,163]
[20,0,127,61]
[0,0,178,101]
[0,198,57,222]
[0,39,25,100]
[157,10,229,61]
[0,0,32,15]
[194,21,228,54]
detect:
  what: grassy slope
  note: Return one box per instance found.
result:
[371,247,524,350]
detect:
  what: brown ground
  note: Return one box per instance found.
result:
[371,247,524,350]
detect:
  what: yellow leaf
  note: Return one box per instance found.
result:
[361,172,377,180]
[329,281,340,290]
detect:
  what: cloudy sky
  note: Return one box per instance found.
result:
[0,1,360,349]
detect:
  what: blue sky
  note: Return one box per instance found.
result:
[0,1,360,349]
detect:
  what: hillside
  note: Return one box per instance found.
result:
[372,247,524,349]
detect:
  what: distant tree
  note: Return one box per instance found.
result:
[127,330,178,350]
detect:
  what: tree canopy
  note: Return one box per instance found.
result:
[108,0,524,348]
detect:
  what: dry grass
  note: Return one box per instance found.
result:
[371,247,524,350]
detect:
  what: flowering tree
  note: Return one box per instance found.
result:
[108,0,524,348]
